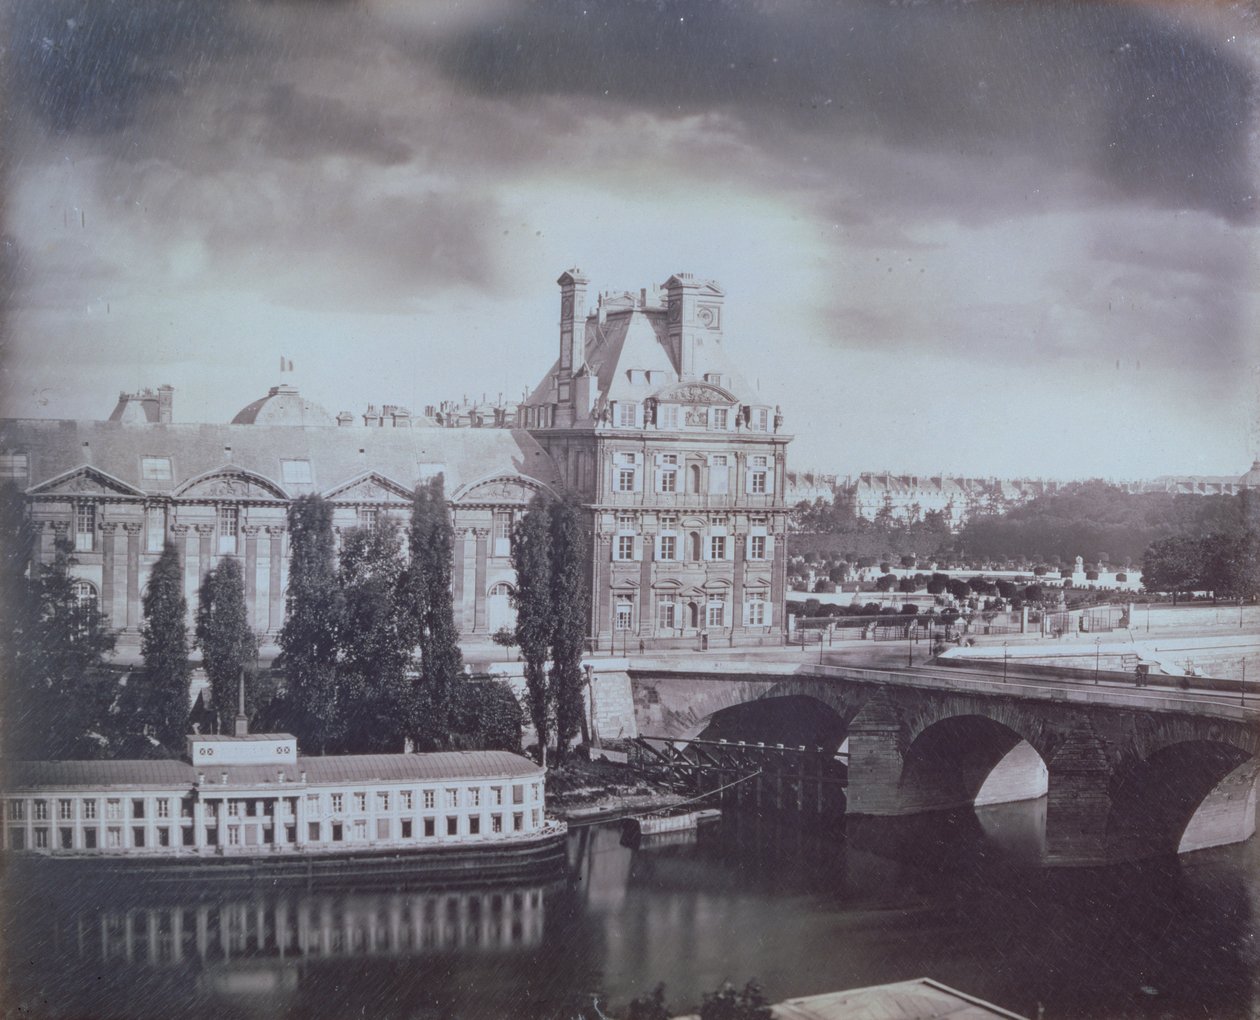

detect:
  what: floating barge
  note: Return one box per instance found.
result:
[623,807,721,838]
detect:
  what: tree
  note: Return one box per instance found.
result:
[874,573,896,592]
[138,541,192,749]
[512,495,554,763]
[926,572,949,595]
[996,579,1018,600]
[897,576,917,593]
[946,578,971,601]
[1022,583,1045,604]
[279,495,342,753]
[1201,529,1260,600]
[336,520,416,753]
[4,522,117,761]
[196,556,259,734]
[549,498,589,762]
[407,476,464,750]
[452,679,523,753]
[1141,535,1203,602]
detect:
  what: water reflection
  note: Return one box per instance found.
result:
[5,801,1259,1019]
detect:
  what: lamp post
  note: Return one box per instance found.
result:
[1094,637,1101,685]
[1003,642,1009,683]
[1242,658,1247,707]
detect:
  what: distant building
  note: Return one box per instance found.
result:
[839,474,1063,530]
[1133,461,1260,496]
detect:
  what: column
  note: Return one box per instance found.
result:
[473,529,489,633]
[124,523,142,630]
[452,528,470,630]
[267,526,285,634]
[596,535,612,650]
[732,531,745,637]
[196,524,214,580]
[243,525,261,628]
[771,530,787,636]
[639,531,654,641]
[100,522,118,628]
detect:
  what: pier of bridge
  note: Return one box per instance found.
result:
[582,658,1259,867]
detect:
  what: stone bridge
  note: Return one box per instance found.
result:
[593,659,1259,867]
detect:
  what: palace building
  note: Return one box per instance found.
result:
[0,270,790,653]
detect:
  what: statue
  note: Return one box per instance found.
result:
[773,405,784,433]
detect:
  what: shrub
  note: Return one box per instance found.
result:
[879,561,891,573]
[1116,572,1128,582]
[1033,565,1048,576]
[1085,570,1099,581]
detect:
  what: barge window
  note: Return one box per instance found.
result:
[376,818,390,840]
[401,819,413,838]
[423,818,435,837]
[83,800,97,820]
[156,799,170,819]
[491,787,503,806]
[354,792,366,812]
[512,785,524,805]
[84,829,97,849]
[34,828,48,848]
[33,800,48,821]
[446,816,458,836]
[469,788,480,808]
[401,791,414,810]
[445,789,458,809]
[513,813,523,831]
[308,822,321,842]
[106,799,121,820]
[58,800,73,820]
[331,794,343,813]
[423,790,435,809]
[491,815,502,833]
[469,817,480,835]
[131,799,144,820]
[59,828,73,849]
[377,791,389,811]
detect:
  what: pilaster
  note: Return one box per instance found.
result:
[123,523,143,630]
[267,526,285,634]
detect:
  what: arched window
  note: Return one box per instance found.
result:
[688,531,702,562]
[688,463,702,493]
[72,580,98,610]
[487,582,517,634]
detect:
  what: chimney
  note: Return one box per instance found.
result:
[157,385,174,424]
[554,269,589,427]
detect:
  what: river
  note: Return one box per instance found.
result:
[3,802,1257,1019]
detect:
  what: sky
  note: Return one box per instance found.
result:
[2,0,1258,480]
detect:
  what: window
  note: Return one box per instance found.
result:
[493,513,512,557]
[469,788,481,808]
[513,812,524,831]
[615,596,634,631]
[491,814,502,833]
[280,459,313,485]
[617,402,638,428]
[72,580,98,610]
[401,791,414,811]
[145,505,166,553]
[33,800,48,821]
[533,808,542,827]
[512,785,524,805]
[749,534,767,560]
[710,407,728,431]
[659,404,679,430]
[309,822,321,842]
[755,408,770,433]
[614,452,639,492]
[133,827,146,848]
[8,829,25,851]
[616,534,635,561]
[58,800,73,821]
[353,820,367,841]
[105,799,121,821]
[709,534,727,560]
[84,828,97,849]
[445,789,458,809]
[332,823,343,842]
[469,816,481,835]
[354,792,366,813]
[707,595,727,629]
[107,828,122,849]
[141,456,172,482]
[532,783,541,801]
[491,787,503,806]
[330,794,344,814]
[83,800,97,820]
[423,790,435,810]
[227,801,240,818]
[745,592,768,626]
[446,817,458,836]
[75,503,96,552]
[0,453,28,481]
[217,506,239,555]
[659,534,677,561]
[423,818,435,837]
[32,828,47,849]
[156,799,170,819]
[227,827,240,846]
[657,454,678,493]
[748,455,769,495]
[60,828,73,849]
[157,827,170,847]
[358,507,379,531]
[376,791,390,812]
[709,456,729,494]
[658,598,677,630]
[401,819,413,838]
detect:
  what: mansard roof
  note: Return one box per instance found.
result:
[1,419,563,501]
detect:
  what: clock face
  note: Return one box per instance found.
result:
[561,295,574,319]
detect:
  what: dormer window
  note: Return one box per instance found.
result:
[628,369,647,385]
[704,373,723,386]
[658,404,679,430]
[617,402,638,428]
[281,459,313,485]
[0,453,27,481]
[710,407,729,431]
[141,456,172,482]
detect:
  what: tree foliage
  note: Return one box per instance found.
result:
[407,476,464,750]
[336,520,416,753]
[548,498,589,763]
[512,495,554,763]
[138,541,192,749]
[451,679,523,753]
[195,556,258,734]
[279,495,342,753]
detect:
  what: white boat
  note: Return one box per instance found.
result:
[625,807,721,837]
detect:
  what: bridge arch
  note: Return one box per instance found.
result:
[896,714,1049,815]
[1106,739,1257,860]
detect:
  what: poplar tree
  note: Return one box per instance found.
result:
[406,475,464,750]
[548,498,589,763]
[195,556,258,734]
[138,541,192,748]
[511,494,554,764]
[337,519,416,752]
[279,495,342,753]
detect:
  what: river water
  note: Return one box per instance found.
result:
[3,802,1258,1019]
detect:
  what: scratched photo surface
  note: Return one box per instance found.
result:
[2,1,1258,1019]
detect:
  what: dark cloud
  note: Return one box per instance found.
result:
[241,84,413,165]
[435,0,1256,222]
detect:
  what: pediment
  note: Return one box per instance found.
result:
[653,382,737,406]
[324,472,414,503]
[452,474,551,506]
[175,467,287,500]
[29,465,144,498]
